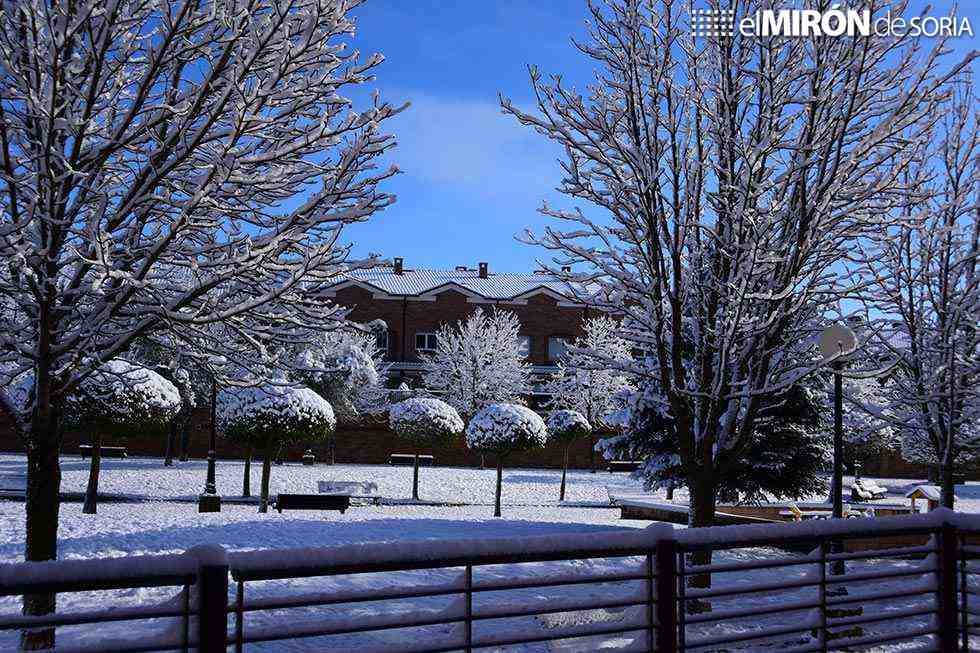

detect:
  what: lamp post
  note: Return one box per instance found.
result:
[198,377,221,513]
[819,323,857,582]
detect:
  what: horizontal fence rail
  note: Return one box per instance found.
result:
[0,510,977,651]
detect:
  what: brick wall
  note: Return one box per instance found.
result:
[0,407,608,470]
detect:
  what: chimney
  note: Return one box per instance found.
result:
[478,262,488,279]
[393,257,404,275]
[561,266,572,274]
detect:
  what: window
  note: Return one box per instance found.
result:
[415,332,438,353]
[518,335,531,359]
[375,330,390,355]
[547,336,569,362]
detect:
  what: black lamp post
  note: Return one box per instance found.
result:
[198,377,221,512]
[820,323,857,582]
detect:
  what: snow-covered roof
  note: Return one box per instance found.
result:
[324,267,588,304]
[904,485,942,501]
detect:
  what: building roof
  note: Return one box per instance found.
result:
[904,485,941,501]
[325,266,588,304]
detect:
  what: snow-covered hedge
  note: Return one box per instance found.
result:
[218,384,336,446]
[389,397,464,446]
[64,359,181,434]
[466,404,547,454]
[547,409,591,444]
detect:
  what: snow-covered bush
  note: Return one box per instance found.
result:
[66,359,181,434]
[389,397,464,500]
[422,309,530,420]
[466,403,547,517]
[547,410,591,501]
[219,383,336,512]
[62,359,181,515]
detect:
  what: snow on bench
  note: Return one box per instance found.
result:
[388,454,433,466]
[317,481,381,505]
[79,444,127,459]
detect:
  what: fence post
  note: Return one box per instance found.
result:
[655,538,678,652]
[938,523,958,653]
[198,554,229,652]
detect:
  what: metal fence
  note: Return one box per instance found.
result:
[0,510,977,652]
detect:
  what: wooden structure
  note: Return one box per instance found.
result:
[906,484,943,512]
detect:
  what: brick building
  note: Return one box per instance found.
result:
[323,259,594,393]
[0,260,606,469]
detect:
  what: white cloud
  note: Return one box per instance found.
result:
[384,92,562,197]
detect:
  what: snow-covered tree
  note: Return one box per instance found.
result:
[422,309,531,420]
[545,316,634,471]
[389,397,464,500]
[66,360,180,514]
[218,384,336,513]
[295,325,388,422]
[850,81,980,507]
[502,0,972,532]
[546,410,591,501]
[466,403,547,517]
[0,0,400,629]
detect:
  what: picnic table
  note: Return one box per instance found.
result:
[606,460,643,473]
[389,454,433,467]
[79,445,127,459]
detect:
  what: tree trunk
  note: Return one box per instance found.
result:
[179,422,190,462]
[559,446,568,502]
[259,444,273,513]
[164,421,175,467]
[82,434,103,515]
[412,453,420,501]
[242,447,252,498]
[589,436,596,473]
[666,480,675,501]
[494,457,503,518]
[23,412,62,649]
[687,473,716,595]
[274,445,283,465]
[941,461,955,509]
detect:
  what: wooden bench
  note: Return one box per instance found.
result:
[606,460,643,473]
[318,481,381,506]
[79,445,127,459]
[274,493,350,514]
[389,454,433,467]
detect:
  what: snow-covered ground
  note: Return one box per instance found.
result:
[0,454,975,651]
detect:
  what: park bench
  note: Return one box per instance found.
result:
[79,445,127,459]
[273,493,350,514]
[318,481,382,506]
[606,460,643,473]
[850,478,888,502]
[389,454,433,467]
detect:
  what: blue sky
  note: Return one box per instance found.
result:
[342,0,978,274]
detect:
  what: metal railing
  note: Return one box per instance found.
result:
[0,510,976,652]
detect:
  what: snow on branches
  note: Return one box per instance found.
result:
[217,384,336,448]
[295,326,388,422]
[546,410,591,445]
[65,360,181,434]
[422,309,530,420]
[501,0,974,526]
[545,316,634,430]
[466,404,547,455]
[0,0,403,440]
[848,81,979,506]
[389,397,465,446]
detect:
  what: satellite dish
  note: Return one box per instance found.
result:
[819,324,858,362]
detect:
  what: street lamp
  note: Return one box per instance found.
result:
[198,377,221,513]
[819,323,858,520]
